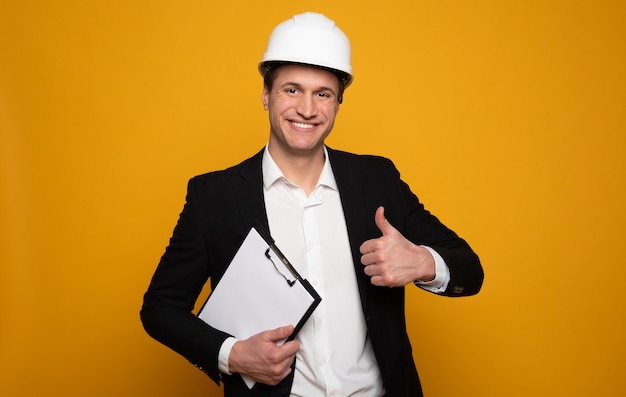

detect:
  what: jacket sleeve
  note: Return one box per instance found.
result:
[140,178,230,384]
[385,159,484,297]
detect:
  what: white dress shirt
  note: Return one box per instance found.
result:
[218,146,449,396]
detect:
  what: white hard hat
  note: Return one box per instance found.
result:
[259,12,353,88]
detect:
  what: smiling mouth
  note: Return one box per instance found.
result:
[291,121,316,129]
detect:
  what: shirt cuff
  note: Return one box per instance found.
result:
[218,337,238,375]
[415,246,450,293]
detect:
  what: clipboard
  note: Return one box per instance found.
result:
[197,226,321,386]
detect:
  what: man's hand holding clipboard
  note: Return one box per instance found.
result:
[227,324,300,387]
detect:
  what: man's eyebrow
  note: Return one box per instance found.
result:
[278,81,302,89]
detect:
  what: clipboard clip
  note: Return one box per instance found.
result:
[265,248,297,287]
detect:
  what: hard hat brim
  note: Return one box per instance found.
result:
[258,61,353,88]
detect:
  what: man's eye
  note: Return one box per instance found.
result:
[286,88,298,94]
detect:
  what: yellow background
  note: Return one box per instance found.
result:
[1,1,625,396]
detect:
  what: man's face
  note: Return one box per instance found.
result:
[263,64,341,158]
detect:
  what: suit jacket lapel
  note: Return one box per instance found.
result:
[233,149,270,233]
[327,148,373,312]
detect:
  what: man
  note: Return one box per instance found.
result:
[141,12,483,397]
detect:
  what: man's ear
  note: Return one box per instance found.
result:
[262,87,269,110]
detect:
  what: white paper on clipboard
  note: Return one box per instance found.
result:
[197,227,321,388]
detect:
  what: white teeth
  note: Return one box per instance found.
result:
[292,121,315,129]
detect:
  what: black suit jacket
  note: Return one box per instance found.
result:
[141,147,483,397]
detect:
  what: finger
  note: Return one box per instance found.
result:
[374,206,397,236]
[266,325,295,342]
[369,275,384,287]
[359,240,373,254]
[362,262,378,277]
[360,252,375,265]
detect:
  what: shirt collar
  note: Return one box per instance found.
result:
[262,145,338,191]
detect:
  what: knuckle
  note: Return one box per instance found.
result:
[266,350,281,364]
[270,366,283,377]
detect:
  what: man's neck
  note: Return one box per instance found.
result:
[268,146,326,196]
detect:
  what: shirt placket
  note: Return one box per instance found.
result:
[301,186,342,396]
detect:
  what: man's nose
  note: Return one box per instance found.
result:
[296,95,317,118]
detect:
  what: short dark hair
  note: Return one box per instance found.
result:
[262,62,347,104]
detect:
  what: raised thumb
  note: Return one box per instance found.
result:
[374,206,396,236]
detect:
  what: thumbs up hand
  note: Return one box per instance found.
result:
[359,206,436,287]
